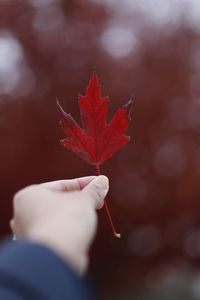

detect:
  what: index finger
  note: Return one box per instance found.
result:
[40,176,97,192]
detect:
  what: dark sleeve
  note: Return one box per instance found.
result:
[0,239,95,300]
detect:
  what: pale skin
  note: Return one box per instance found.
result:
[10,175,109,275]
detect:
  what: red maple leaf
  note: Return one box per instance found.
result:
[57,72,133,237]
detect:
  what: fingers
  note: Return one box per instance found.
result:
[82,175,109,209]
[10,219,15,233]
[41,176,97,192]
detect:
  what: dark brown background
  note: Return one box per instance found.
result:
[1,0,200,299]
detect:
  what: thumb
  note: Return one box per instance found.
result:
[82,175,109,209]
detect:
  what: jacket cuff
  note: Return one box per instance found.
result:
[0,239,93,300]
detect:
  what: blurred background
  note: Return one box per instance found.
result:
[1,0,200,299]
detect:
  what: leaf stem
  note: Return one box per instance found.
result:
[96,164,121,238]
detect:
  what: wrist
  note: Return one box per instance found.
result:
[26,225,88,275]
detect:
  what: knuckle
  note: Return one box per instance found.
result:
[96,200,104,210]
[91,188,104,208]
[82,186,104,209]
[91,186,102,201]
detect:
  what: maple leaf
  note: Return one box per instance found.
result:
[57,72,133,167]
[57,72,134,237]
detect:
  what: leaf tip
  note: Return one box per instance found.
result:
[56,98,63,111]
[93,66,97,75]
[124,97,135,121]
[92,68,98,82]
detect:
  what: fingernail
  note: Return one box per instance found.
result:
[92,175,109,191]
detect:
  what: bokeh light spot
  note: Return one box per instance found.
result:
[0,31,25,95]
[32,5,64,32]
[29,0,61,8]
[100,25,138,58]
[187,99,200,132]
[153,142,187,178]
[128,225,163,256]
[185,230,200,258]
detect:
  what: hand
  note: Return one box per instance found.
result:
[10,175,109,275]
